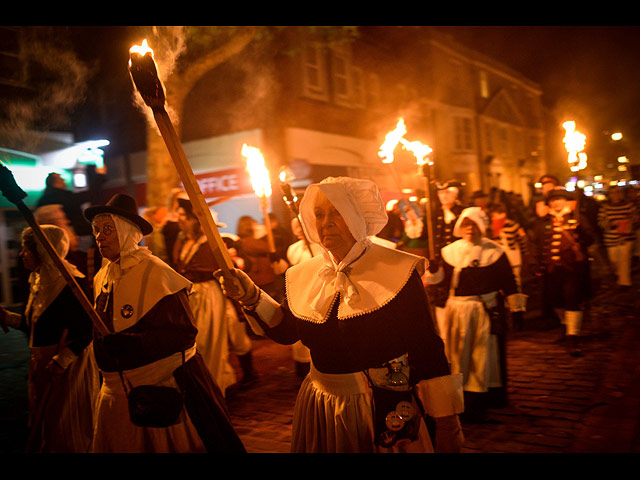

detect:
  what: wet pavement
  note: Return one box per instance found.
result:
[2,266,640,454]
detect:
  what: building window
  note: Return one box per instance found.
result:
[331,45,355,107]
[367,73,381,109]
[479,70,489,99]
[302,44,329,101]
[453,116,474,152]
[351,66,365,108]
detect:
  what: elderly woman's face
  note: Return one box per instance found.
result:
[460,217,482,243]
[92,214,121,262]
[314,191,356,260]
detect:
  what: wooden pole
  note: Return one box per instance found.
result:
[421,162,436,259]
[259,195,276,254]
[152,110,236,275]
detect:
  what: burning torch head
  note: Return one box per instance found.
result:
[129,41,166,111]
[0,162,28,204]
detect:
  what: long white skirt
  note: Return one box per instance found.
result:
[291,364,434,453]
[91,347,206,453]
[442,296,501,393]
[189,280,236,394]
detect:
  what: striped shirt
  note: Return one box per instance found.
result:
[597,201,638,246]
[491,219,528,255]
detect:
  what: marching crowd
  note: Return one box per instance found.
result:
[0,170,638,453]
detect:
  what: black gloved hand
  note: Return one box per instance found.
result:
[428,258,440,274]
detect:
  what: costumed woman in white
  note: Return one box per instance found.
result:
[0,225,99,452]
[425,207,526,423]
[171,198,246,394]
[216,177,464,453]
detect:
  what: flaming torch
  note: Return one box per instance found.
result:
[402,138,435,258]
[563,121,588,173]
[242,144,276,254]
[128,39,235,276]
[378,118,435,257]
[562,120,587,224]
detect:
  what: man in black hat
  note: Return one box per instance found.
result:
[84,193,245,453]
[532,188,595,356]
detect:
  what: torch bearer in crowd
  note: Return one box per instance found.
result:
[128,39,235,277]
[242,144,276,254]
[1,162,110,453]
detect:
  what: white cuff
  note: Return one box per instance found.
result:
[423,266,444,285]
[416,373,465,418]
[506,293,528,312]
[244,292,282,336]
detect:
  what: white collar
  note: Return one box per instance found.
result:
[285,242,425,323]
[441,238,505,289]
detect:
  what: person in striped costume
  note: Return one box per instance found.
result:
[488,202,529,290]
[597,185,639,289]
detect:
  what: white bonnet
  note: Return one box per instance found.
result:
[298,177,388,244]
[453,206,488,237]
[32,224,70,261]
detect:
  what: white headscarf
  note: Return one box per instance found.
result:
[297,177,388,308]
[25,225,84,326]
[97,213,153,295]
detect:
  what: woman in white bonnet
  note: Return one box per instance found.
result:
[0,225,99,452]
[425,206,527,423]
[216,176,464,453]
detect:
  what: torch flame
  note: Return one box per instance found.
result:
[129,39,153,57]
[242,144,272,198]
[400,138,433,166]
[379,118,433,166]
[562,121,587,172]
[378,118,407,164]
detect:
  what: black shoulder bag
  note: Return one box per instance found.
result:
[364,356,435,448]
[117,351,186,428]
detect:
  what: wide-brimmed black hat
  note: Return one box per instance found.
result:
[545,187,574,204]
[84,193,153,235]
[437,179,464,190]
